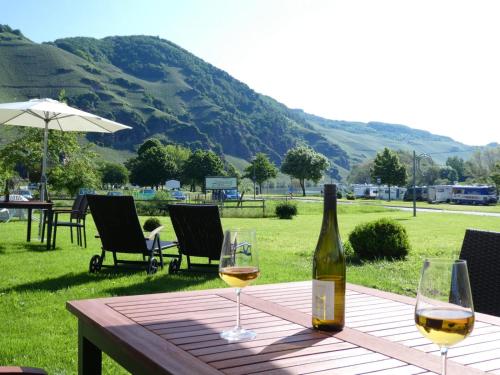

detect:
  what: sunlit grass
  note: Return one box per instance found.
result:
[0,203,499,373]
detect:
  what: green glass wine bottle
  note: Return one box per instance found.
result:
[312,184,345,331]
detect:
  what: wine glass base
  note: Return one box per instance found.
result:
[220,327,257,342]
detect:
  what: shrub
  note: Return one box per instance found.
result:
[336,191,343,199]
[348,218,410,260]
[143,217,162,232]
[275,201,298,219]
[346,192,355,200]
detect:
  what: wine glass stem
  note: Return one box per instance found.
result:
[440,347,448,375]
[236,288,241,331]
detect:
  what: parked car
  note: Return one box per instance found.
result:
[107,191,123,196]
[171,190,186,200]
[13,189,33,200]
[223,189,241,200]
[137,188,156,200]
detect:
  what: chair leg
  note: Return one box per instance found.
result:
[83,223,87,248]
[52,214,58,249]
[70,224,74,244]
[41,210,46,242]
[77,226,81,246]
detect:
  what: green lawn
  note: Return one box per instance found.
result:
[0,202,499,373]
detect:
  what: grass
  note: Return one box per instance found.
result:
[0,202,499,373]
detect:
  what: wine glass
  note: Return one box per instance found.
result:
[219,229,260,341]
[415,259,475,375]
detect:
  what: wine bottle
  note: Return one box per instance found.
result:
[3,180,9,202]
[312,184,345,331]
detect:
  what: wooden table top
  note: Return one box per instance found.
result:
[0,200,53,209]
[68,281,500,374]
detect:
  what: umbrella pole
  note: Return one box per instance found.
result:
[41,119,49,202]
[38,119,49,240]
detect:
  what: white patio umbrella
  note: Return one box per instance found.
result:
[0,98,131,201]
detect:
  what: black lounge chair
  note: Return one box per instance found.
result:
[51,194,88,249]
[87,195,178,274]
[167,204,223,273]
[459,228,500,316]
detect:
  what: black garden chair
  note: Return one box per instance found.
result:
[50,194,88,249]
[87,195,178,274]
[459,228,500,317]
[167,204,224,273]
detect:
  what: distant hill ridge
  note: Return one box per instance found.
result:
[0,25,473,177]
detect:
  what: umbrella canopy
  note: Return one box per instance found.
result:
[0,98,131,200]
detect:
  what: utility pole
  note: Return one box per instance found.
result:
[413,151,432,217]
[413,151,417,217]
[252,157,256,200]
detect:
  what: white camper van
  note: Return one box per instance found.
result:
[427,185,454,203]
[352,184,378,199]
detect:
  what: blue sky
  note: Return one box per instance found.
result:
[3,0,500,146]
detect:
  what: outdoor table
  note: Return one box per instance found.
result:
[67,281,500,374]
[0,200,53,250]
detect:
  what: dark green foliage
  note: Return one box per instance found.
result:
[143,217,162,232]
[275,201,298,219]
[446,156,466,182]
[243,153,278,192]
[346,193,355,200]
[182,149,225,191]
[110,77,143,91]
[336,191,342,199]
[126,139,177,188]
[348,218,410,260]
[281,146,329,196]
[371,148,407,200]
[100,162,128,188]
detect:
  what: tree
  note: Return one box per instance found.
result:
[281,146,329,196]
[126,140,177,188]
[243,153,278,194]
[370,148,407,201]
[100,162,129,189]
[439,166,458,184]
[164,144,191,173]
[0,128,99,195]
[50,152,100,196]
[446,156,466,182]
[490,162,500,195]
[347,161,374,184]
[182,150,225,191]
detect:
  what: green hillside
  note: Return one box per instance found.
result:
[0,25,474,176]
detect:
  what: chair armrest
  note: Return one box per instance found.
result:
[53,208,78,214]
[147,225,164,241]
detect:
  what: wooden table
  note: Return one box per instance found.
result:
[68,281,500,374]
[0,200,53,250]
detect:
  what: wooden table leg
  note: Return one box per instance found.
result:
[79,321,102,375]
[46,209,53,250]
[27,208,32,242]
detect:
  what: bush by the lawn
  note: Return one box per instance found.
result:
[143,217,162,231]
[348,218,410,260]
[275,201,298,219]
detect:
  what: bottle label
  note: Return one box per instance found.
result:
[312,279,335,320]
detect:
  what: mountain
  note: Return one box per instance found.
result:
[0,25,474,177]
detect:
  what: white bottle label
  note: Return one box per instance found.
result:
[312,279,335,320]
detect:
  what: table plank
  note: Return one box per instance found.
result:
[68,282,492,374]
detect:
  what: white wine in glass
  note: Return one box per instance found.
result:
[219,229,259,341]
[415,259,474,375]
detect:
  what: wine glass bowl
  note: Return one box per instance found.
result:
[219,229,259,341]
[415,259,474,375]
